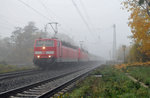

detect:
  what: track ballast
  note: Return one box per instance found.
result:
[0,64,100,98]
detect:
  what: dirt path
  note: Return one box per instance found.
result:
[126,73,148,88]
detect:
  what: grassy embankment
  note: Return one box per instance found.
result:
[123,66,150,88]
[63,65,150,98]
[0,64,36,74]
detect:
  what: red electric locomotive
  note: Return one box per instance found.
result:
[33,38,89,68]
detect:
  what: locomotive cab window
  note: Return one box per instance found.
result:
[36,40,54,47]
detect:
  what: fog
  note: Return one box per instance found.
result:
[0,0,131,61]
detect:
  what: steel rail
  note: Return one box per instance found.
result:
[39,67,97,98]
[0,69,82,98]
[0,69,41,81]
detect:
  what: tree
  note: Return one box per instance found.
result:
[6,22,47,64]
[127,43,149,62]
[11,27,22,46]
[139,0,150,16]
[0,37,12,62]
[123,0,150,59]
[0,21,48,64]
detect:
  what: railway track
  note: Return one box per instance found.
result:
[0,69,41,81]
[0,65,99,98]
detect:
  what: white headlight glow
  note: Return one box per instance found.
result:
[42,46,46,49]
[37,55,40,58]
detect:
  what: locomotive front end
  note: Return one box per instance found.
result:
[33,39,56,66]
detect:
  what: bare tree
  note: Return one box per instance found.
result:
[0,21,48,65]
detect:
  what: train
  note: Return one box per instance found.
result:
[33,38,100,68]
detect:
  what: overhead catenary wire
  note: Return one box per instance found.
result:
[71,0,93,34]
[0,20,16,28]
[17,0,92,39]
[0,23,14,30]
[78,0,97,38]
[37,0,55,21]
[0,13,28,32]
[17,0,68,36]
[17,0,51,21]
[0,13,25,25]
[37,0,73,35]
[17,0,73,38]
[0,26,14,36]
[0,14,17,36]
[79,0,92,24]
[0,0,92,38]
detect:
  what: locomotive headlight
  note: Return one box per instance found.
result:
[42,46,46,50]
[37,55,40,58]
[48,55,51,58]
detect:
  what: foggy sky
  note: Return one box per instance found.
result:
[0,0,131,59]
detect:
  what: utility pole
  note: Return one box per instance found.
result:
[109,50,111,60]
[80,41,84,49]
[112,24,116,60]
[122,45,126,63]
[44,24,47,33]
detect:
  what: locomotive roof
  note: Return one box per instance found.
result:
[35,38,88,52]
[36,38,57,41]
[35,38,79,49]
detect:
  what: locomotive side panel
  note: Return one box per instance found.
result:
[60,46,78,62]
[78,48,89,62]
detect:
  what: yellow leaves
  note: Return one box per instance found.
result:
[115,64,128,69]
[115,61,150,70]
[122,0,150,57]
[122,0,141,11]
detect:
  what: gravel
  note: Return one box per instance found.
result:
[0,63,99,93]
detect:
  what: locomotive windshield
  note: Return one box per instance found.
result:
[36,40,54,47]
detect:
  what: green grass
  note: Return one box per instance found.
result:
[125,66,150,87]
[0,64,36,74]
[63,65,150,98]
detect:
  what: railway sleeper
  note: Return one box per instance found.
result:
[1,65,99,98]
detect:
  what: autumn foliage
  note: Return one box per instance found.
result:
[123,0,150,57]
[115,61,150,69]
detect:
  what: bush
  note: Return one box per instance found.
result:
[64,65,150,97]
[0,60,7,65]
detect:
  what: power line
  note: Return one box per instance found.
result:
[71,0,92,33]
[79,0,91,24]
[0,27,13,36]
[17,0,51,21]
[78,0,97,35]
[112,24,116,60]
[0,13,24,25]
[0,24,14,30]
[0,20,16,27]
[37,0,62,22]
[18,0,72,37]
[37,0,55,21]
[37,0,73,35]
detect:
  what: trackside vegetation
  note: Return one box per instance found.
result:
[0,64,36,74]
[116,62,150,88]
[63,65,150,98]
[126,66,150,87]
